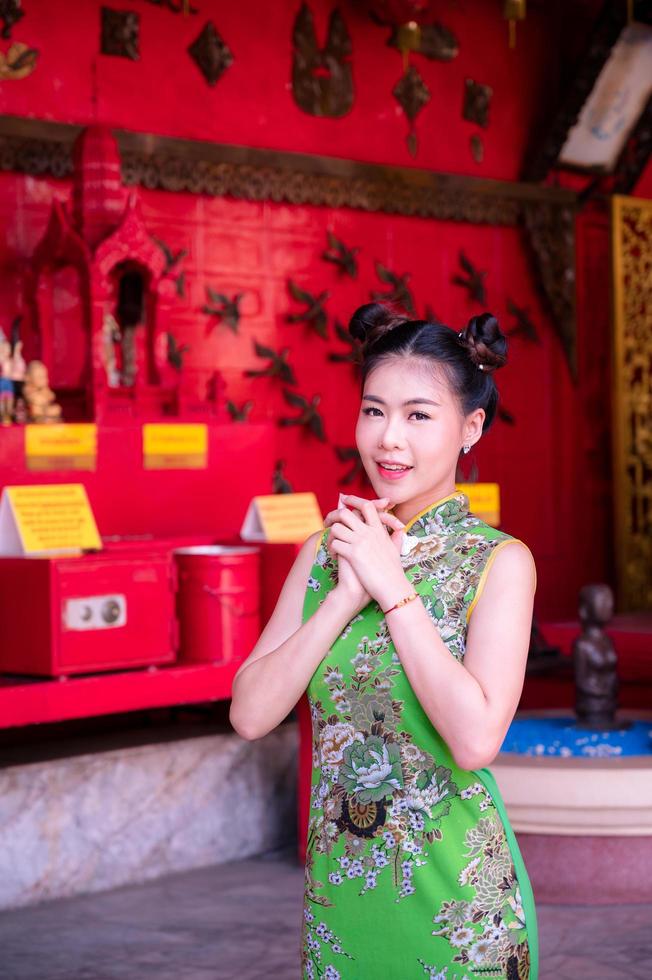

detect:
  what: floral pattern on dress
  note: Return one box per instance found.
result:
[431,813,531,978]
[301,492,536,979]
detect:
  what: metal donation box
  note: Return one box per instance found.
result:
[0,551,177,677]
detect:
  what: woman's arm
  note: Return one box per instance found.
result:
[229,530,358,741]
[379,540,536,770]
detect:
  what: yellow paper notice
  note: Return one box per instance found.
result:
[142,423,208,469]
[25,424,97,472]
[4,484,102,554]
[457,482,500,526]
[241,492,323,543]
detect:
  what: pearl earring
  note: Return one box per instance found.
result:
[462,444,471,455]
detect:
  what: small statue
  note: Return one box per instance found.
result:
[10,339,26,402]
[0,332,14,425]
[272,458,293,494]
[102,312,122,388]
[13,396,27,424]
[23,360,62,424]
[572,583,624,730]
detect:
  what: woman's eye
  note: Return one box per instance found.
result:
[361,407,429,421]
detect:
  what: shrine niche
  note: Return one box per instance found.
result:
[25,125,180,422]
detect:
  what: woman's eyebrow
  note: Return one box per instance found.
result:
[362,395,441,406]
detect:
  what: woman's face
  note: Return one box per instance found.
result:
[355,355,484,516]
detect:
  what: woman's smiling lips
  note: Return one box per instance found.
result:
[376,460,413,480]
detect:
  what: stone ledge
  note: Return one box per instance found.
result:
[0,722,298,910]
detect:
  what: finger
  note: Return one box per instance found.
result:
[324,506,363,530]
[356,499,383,526]
[389,527,406,553]
[328,521,355,541]
[330,538,352,558]
[340,494,390,511]
[379,512,405,531]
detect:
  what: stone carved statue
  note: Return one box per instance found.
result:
[572,583,624,730]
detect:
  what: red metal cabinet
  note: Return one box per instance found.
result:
[0,552,177,677]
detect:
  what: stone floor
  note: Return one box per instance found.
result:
[0,846,650,980]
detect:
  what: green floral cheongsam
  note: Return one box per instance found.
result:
[300,491,538,980]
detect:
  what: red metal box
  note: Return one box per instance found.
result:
[0,551,178,677]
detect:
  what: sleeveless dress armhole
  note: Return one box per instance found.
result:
[466,537,537,624]
[314,529,325,560]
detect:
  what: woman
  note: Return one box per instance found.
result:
[230,303,539,979]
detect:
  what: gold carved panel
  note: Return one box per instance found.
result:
[611,195,652,611]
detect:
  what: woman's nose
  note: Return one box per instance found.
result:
[379,420,404,449]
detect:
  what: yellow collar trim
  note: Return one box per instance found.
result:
[390,489,461,532]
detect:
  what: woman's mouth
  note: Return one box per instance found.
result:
[376,461,413,480]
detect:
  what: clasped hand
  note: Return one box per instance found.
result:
[324,494,410,614]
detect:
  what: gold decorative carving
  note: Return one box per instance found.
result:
[611,195,652,611]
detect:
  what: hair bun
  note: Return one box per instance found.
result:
[458,312,508,373]
[348,302,404,348]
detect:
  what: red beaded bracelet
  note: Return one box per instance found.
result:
[383,591,419,615]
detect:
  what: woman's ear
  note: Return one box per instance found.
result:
[463,407,485,448]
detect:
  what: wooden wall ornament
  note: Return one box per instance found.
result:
[226,398,254,422]
[278,389,326,442]
[334,445,368,486]
[0,42,38,81]
[506,298,541,345]
[328,321,363,369]
[244,342,297,386]
[166,333,189,371]
[521,200,577,379]
[201,288,243,332]
[286,280,330,339]
[451,251,487,305]
[188,21,233,86]
[152,237,188,297]
[322,231,359,278]
[462,78,492,129]
[371,261,416,315]
[100,7,140,61]
[0,0,24,39]
[393,64,430,157]
[291,3,354,118]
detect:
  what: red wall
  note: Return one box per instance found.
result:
[0,1,617,619]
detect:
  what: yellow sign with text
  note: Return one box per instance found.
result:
[142,424,208,470]
[240,492,323,543]
[0,483,102,556]
[25,424,97,472]
[457,482,500,526]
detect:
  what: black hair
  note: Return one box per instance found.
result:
[349,302,508,433]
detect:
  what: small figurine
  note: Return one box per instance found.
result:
[10,339,26,402]
[23,360,62,424]
[13,397,27,424]
[572,583,624,730]
[0,332,14,425]
[102,313,122,388]
[272,458,293,494]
